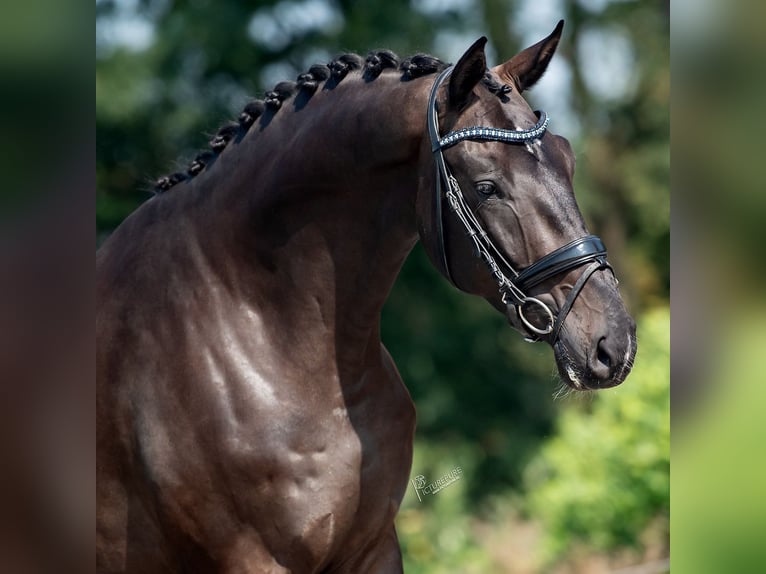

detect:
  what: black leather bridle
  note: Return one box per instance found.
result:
[427,66,613,343]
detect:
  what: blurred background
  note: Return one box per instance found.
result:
[672,0,766,573]
[96,0,669,572]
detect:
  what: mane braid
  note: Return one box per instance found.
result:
[296,64,330,93]
[210,122,241,152]
[328,54,364,81]
[482,71,513,97]
[265,81,297,109]
[153,49,452,194]
[188,150,216,176]
[309,64,331,81]
[239,100,265,128]
[155,171,188,193]
[400,54,448,79]
[364,50,399,81]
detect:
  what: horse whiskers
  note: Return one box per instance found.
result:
[552,378,574,401]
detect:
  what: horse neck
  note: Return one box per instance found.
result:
[196,74,432,362]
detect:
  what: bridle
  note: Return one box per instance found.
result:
[427,66,613,343]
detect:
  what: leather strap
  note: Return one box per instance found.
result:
[427,67,456,284]
[515,235,607,292]
[550,259,611,341]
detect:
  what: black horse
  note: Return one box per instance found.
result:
[98,22,636,573]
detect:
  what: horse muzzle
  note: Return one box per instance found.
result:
[553,316,637,390]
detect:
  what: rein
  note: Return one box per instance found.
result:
[427,66,613,343]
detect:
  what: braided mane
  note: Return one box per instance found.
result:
[154,50,511,194]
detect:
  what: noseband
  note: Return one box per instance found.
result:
[427,66,613,343]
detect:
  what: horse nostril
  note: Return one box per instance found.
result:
[597,339,612,370]
[596,345,612,368]
[588,334,631,388]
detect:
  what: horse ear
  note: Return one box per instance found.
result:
[492,20,564,93]
[448,36,488,110]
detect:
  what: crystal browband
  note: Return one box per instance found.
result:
[435,111,549,151]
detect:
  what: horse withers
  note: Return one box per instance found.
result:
[97,21,636,573]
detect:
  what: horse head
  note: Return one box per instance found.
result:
[417,22,636,390]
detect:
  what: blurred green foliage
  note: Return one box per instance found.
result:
[97,0,669,570]
[388,309,669,573]
[671,0,766,570]
[383,244,558,502]
[397,441,496,574]
[672,308,766,574]
[0,0,86,223]
[526,307,669,564]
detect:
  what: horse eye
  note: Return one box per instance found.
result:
[476,181,496,196]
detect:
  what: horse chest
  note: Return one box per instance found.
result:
[267,372,414,548]
[199,355,416,567]
[109,290,416,568]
